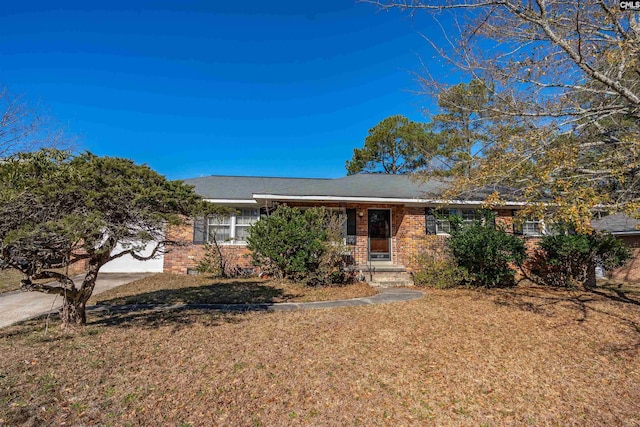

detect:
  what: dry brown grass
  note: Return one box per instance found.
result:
[0,269,23,294]
[1,282,639,426]
[89,273,377,306]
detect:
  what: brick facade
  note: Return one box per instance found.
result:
[162,206,640,283]
[163,205,517,275]
[163,217,252,275]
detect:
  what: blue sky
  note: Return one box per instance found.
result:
[0,1,454,180]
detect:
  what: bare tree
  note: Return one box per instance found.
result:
[361,1,640,229]
[0,86,71,157]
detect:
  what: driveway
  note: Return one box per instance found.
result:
[0,273,152,328]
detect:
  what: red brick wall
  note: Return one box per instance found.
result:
[163,218,252,275]
[68,259,88,276]
[283,202,435,268]
[607,235,640,282]
[163,206,518,275]
[394,207,518,271]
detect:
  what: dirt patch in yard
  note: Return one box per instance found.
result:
[1,282,639,426]
[89,273,377,306]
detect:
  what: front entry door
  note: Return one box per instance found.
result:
[368,209,391,261]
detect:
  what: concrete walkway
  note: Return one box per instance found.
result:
[0,273,153,328]
[90,287,425,315]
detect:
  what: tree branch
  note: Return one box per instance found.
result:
[21,279,72,296]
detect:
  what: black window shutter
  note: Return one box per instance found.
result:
[425,207,437,235]
[193,216,207,244]
[346,208,357,245]
[346,209,356,235]
[512,210,523,235]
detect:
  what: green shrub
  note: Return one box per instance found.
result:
[246,206,351,285]
[412,255,469,288]
[305,212,355,286]
[447,215,527,288]
[529,232,631,287]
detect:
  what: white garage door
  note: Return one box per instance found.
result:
[101,241,164,273]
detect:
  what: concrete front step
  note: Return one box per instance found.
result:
[348,263,407,273]
[370,278,414,288]
[350,265,414,288]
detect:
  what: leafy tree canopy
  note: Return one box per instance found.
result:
[346,114,435,175]
[0,149,218,325]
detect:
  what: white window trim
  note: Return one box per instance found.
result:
[435,208,483,235]
[207,208,259,245]
[522,219,545,237]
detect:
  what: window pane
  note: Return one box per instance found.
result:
[436,209,457,233]
[208,215,230,226]
[208,225,231,242]
[436,219,451,234]
[462,209,481,222]
[237,209,259,225]
[523,221,541,236]
[235,225,251,242]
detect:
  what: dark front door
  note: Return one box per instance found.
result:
[368,209,391,261]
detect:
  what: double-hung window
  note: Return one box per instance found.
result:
[522,219,543,236]
[235,208,259,242]
[461,209,482,225]
[435,208,483,234]
[435,208,457,234]
[207,208,259,244]
[208,216,232,242]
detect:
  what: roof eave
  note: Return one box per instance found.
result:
[203,199,258,204]
[251,193,528,207]
[601,230,640,235]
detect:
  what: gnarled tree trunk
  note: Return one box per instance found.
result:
[60,293,87,325]
[584,261,597,290]
[58,261,102,327]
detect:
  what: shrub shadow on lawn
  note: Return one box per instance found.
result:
[95,280,297,306]
[493,283,640,318]
[589,283,640,307]
[88,306,248,330]
[489,283,640,355]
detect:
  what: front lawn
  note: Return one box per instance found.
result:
[1,282,639,426]
[89,273,377,306]
[0,269,23,294]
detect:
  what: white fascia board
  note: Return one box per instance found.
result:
[609,230,640,235]
[203,199,258,204]
[252,193,528,207]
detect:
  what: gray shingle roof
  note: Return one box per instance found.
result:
[182,174,516,202]
[182,176,332,200]
[592,213,640,234]
[249,174,449,199]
